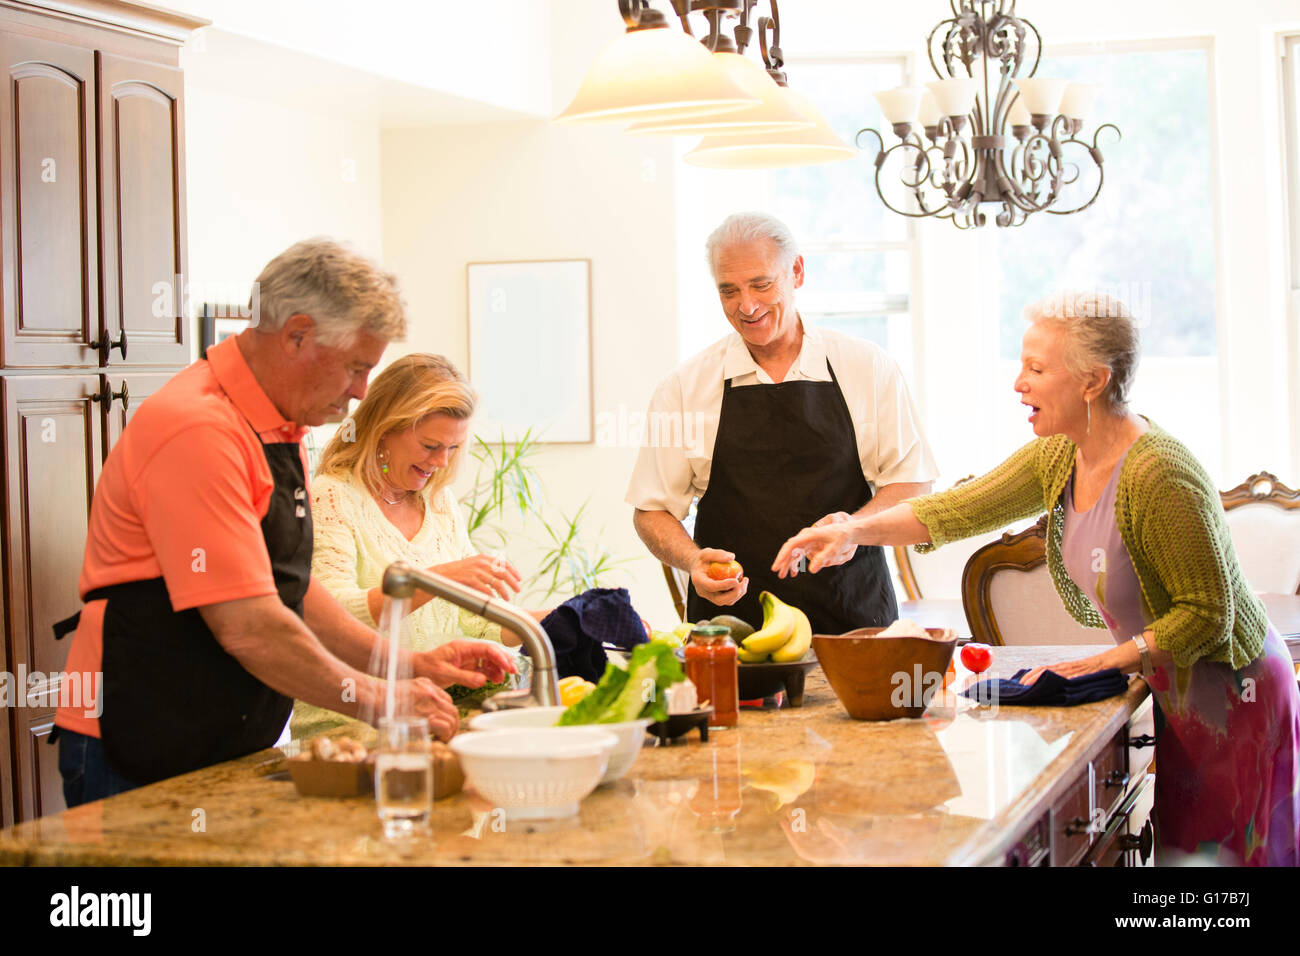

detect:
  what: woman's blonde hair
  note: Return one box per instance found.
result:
[1025,290,1140,414]
[316,353,477,503]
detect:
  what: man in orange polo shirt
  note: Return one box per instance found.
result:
[54,239,513,807]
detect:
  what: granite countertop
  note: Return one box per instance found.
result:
[0,645,1148,866]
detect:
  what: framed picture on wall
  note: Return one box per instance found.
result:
[199,302,252,355]
[467,259,593,444]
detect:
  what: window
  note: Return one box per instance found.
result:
[1284,34,1300,481]
[767,57,918,382]
[984,42,1222,472]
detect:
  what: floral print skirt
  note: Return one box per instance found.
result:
[1146,625,1300,866]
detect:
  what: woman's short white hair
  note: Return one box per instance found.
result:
[252,238,406,348]
[1025,290,1140,414]
[705,212,800,278]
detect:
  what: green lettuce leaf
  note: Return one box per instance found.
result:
[557,662,628,725]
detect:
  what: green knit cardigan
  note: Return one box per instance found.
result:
[908,421,1266,669]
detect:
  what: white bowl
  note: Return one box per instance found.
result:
[469,706,651,784]
[449,727,617,820]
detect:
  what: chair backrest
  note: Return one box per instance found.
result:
[960,516,1106,645]
[893,476,1033,600]
[662,562,691,622]
[1220,471,1300,595]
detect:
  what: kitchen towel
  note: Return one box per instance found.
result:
[537,587,648,683]
[961,667,1128,706]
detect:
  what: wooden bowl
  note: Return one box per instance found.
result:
[811,627,957,720]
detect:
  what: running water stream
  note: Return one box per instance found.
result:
[377,595,410,722]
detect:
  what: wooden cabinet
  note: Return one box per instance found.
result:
[1005,695,1157,866]
[0,32,99,368]
[98,52,189,367]
[0,1,204,825]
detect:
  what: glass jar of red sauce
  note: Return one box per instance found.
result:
[685,624,738,729]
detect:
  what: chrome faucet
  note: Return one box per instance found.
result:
[380,561,560,710]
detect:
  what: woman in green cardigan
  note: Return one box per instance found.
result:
[772,291,1300,866]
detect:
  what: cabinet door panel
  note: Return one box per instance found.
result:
[98,52,187,366]
[2,374,101,821]
[0,33,98,368]
[102,369,173,452]
[20,713,66,821]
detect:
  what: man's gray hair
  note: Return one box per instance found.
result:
[705,212,800,278]
[252,238,406,348]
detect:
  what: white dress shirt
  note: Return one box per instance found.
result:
[626,323,939,520]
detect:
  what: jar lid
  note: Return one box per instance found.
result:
[690,624,730,639]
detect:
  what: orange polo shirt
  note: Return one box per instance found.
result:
[55,336,309,738]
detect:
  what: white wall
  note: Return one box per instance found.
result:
[377,0,681,625]
[182,54,386,349]
[167,0,552,116]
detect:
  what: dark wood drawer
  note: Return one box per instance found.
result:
[1050,767,1095,866]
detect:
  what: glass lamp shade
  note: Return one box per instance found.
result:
[555,26,758,124]
[683,87,854,169]
[918,91,942,128]
[1007,94,1032,127]
[626,52,815,136]
[873,87,924,125]
[1012,77,1067,117]
[1059,82,1099,121]
[926,78,979,117]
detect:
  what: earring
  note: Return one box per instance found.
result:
[377,444,390,474]
[1086,398,1092,436]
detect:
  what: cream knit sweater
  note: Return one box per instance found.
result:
[291,473,502,737]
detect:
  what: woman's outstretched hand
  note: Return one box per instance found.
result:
[771,512,861,578]
[428,554,522,601]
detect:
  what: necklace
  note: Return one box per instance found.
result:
[378,482,413,506]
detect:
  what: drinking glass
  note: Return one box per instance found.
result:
[374,716,433,839]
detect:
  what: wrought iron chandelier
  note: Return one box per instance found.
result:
[860,0,1121,229]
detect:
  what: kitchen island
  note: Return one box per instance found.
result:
[0,646,1152,866]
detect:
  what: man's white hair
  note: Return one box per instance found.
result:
[705,212,800,278]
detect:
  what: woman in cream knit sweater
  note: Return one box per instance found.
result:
[292,354,533,737]
[773,292,1300,866]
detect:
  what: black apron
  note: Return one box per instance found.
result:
[687,360,897,636]
[53,415,312,785]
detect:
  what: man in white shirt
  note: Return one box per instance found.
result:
[626,212,938,634]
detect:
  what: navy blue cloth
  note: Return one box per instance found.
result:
[962,667,1128,706]
[538,587,648,683]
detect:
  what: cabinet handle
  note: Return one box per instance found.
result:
[1064,816,1090,836]
[1117,821,1154,862]
[1104,769,1129,789]
[91,380,130,411]
[1129,733,1156,749]
[90,330,128,364]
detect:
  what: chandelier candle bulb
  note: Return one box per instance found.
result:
[874,87,925,125]
[1060,82,1100,131]
[1012,77,1067,120]
[1008,95,1032,129]
[926,77,979,118]
[918,91,943,129]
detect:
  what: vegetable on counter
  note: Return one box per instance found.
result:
[558,641,685,725]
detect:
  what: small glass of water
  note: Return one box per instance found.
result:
[375,716,433,839]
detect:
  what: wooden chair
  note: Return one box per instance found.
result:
[960,516,1105,646]
[1219,471,1300,595]
[892,476,1032,600]
[662,562,690,622]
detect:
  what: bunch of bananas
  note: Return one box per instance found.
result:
[736,592,811,664]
